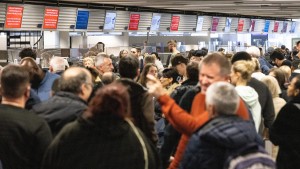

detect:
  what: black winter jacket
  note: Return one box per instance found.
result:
[248,78,275,133]
[118,78,157,144]
[270,96,300,169]
[31,91,87,135]
[159,80,198,168]
[42,117,161,169]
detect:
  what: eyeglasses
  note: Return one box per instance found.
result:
[131,51,137,53]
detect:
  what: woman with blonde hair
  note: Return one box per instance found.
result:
[261,75,286,159]
[230,60,262,132]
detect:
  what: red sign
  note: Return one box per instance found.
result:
[273,21,279,33]
[170,16,180,31]
[5,6,24,28]
[43,8,59,29]
[128,13,140,31]
[237,19,244,32]
[211,17,219,31]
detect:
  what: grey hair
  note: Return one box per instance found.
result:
[205,82,240,115]
[246,46,261,58]
[49,57,66,72]
[95,52,109,66]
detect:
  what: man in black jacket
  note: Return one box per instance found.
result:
[118,56,157,144]
[160,62,199,167]
[31,67,93,135]
[0,65,52,169]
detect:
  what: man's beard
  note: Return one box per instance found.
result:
[169,48,173,53]
[31,74,43,89]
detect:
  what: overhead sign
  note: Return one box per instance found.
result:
[128,13,140,31]
[290,22,296,33]
[250,20,256,32]
[282,21,288,33]
[237,19,244,32]
[43,8,59,29]
[273,21,279,32]
[150,13,161,31]
[263,20,270,32]
[225,18,232,32]
[196,16,204,32]
[211,17,219,31]
[103,12,116,30]
[170,15,180,31]
[5,6,24,28]
[76,10,89,29]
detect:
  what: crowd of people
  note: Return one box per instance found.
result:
[1,39,300,169]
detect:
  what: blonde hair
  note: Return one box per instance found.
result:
[279,65,291,82]
[83,57,95,67]
[252,57,260,72]
[232,60,255,81]
[261,75,282,98]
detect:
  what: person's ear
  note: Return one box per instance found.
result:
[24,85,30,99]
[169,77,173,84]
[294,89,300,96]
[207,104,216,118]
[49,66,54,72]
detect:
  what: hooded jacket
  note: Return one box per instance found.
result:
[180,115,262,169]
[235,86,261,132]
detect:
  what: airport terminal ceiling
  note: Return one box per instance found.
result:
[57,0,300,19]
[3,0,300,19]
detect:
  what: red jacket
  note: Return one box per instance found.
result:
[158,93,250,169]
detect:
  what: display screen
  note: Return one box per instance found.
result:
[76,10,89,29]
[103,12,116,30]
[150,13,161,31]
[128,13,140,31]
[43,8,59,29]
[263,20,270,32]
[5,6,24,28]
[196,16,204,32]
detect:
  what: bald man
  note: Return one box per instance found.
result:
[31,67,93,135]
[20,57,60,101]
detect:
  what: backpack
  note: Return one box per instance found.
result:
[224,143,276,169]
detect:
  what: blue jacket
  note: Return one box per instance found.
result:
[180,115,262,169]
[33,71,60,101]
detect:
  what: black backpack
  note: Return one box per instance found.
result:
[224,143,276,169]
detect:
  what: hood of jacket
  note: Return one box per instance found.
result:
[235,86,259,107]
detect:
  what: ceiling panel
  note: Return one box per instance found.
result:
[58,0,300,19]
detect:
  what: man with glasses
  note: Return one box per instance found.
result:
[32,67,93,136]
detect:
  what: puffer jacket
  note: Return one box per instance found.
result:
[31,91,87,135]
[180,115,262,169]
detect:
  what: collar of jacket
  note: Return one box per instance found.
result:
[55,91,88,105]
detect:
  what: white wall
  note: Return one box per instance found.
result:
[44,31,60,49]
[129,36,210,47]
[87,35,129,48]
[0,33,7,50]
[59,31,70,48]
